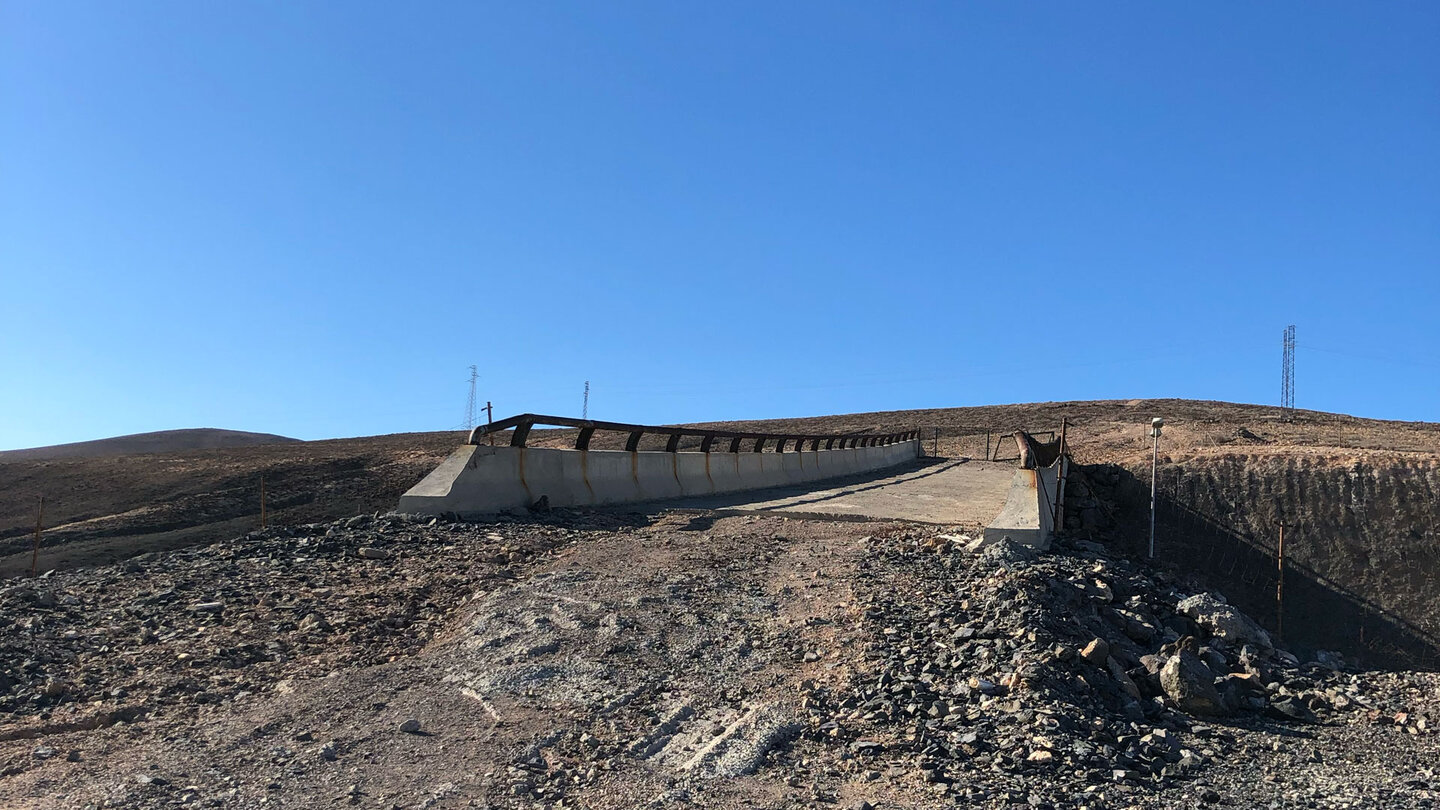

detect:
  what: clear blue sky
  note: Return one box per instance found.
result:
[3,2,1437,448]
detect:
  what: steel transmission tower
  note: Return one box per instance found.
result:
[582,380,590,420]
[465,365,479,431]
[1281,325,1295,416]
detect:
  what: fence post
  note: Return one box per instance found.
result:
[1275,520,1288,641]
[30,496,44,577]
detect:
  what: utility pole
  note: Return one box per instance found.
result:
[30,496,44,577]
[466,365,479,431]
[485,401,494,446]
[582,381,590,420]
[1149,418,1164,559]
[1275,520,1289,640]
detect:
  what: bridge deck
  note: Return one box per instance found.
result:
[659,457,1015,527]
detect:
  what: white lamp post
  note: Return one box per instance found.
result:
[1149,417,1164,559]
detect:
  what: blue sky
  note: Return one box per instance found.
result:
[2,2,1437,448]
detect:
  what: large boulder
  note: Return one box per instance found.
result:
[1160,651,1228,716]
[1176,593,1273,651]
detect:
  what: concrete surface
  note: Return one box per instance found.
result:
[397,440,922,516]
[982,457,1066,550]
[659,458,1016,526]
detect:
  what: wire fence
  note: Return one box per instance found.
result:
[915,428,1058,463]
[1147,465,1440,672]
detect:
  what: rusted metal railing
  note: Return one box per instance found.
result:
[468,414,918,453]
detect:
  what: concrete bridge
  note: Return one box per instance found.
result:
[399,414,1066,549]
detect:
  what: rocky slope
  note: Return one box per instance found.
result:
[0,508,1434,809]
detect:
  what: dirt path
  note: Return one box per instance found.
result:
[0,513,898,808]
[2,510,1435,809]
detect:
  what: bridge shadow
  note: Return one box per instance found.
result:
[1101,465,1440,671]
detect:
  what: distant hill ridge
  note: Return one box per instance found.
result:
[0,428,299,462]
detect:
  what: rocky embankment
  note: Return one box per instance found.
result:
[0,510,1435,809]
[824,530,1437,808]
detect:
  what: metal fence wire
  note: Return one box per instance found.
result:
[1152,466,1440,672]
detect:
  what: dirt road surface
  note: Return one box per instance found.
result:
[1,510,1435,809]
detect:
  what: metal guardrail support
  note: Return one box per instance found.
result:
[468,413,918,453]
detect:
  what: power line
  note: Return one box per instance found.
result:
[1298,343,1440,371]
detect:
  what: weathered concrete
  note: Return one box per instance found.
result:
[663,458,1014,526]
[982,457,1066,550]
[398,440,922,516]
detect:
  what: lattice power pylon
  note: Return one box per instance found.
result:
[465,365,479,431]
[1281,325,1295,416]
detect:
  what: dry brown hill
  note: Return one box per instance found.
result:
[1,399,1434,578]
[0,428,298,462]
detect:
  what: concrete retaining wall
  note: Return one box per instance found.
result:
[398,440,922,516]
[982,456,1067,550]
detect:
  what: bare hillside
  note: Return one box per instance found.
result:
[1,399,1434,578]
[0,428,299,462]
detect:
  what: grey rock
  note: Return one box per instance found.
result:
[1176,593,1272,651]
[1080,638,1109,666]
[135,774,169,787]
[357,547,391,560]
[298,612,329,633]
[1266,696,1321,725]
[399,718,422,734]
[978,539,1039,568]
[1107,657,1142,700]
[1160,651,1228,716]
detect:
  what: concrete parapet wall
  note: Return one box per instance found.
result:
[397,440,922,516]
[983,457,1066,550]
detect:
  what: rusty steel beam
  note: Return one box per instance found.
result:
[468,413,914,453]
